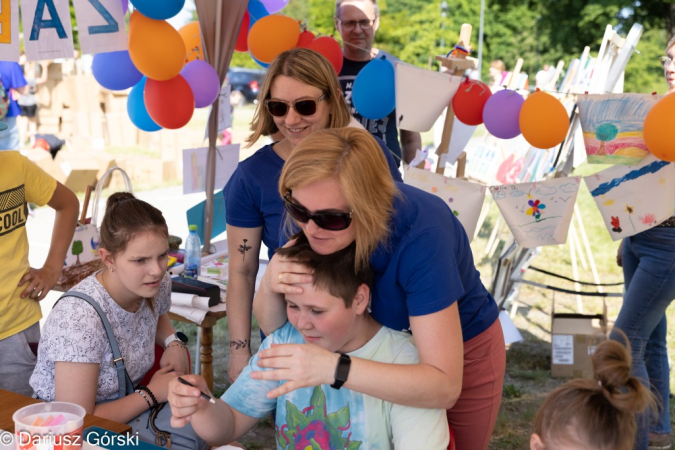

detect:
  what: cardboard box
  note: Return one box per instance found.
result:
[54,151,99,193]
[551,311,607,378]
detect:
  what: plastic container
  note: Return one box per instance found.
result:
[184,224,202,279]
[13,402,86,450]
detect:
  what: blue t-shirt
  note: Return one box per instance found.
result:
[0,62,27,118]
[369,183,499,342]
[222,322,449,449]
[223,138,402,259]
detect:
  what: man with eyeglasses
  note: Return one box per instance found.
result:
[661,35,675,94]
[334,0,421,166]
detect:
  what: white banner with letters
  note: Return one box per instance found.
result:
[72,0,127,55]
[0,0,21,61]
[21,0,74,61]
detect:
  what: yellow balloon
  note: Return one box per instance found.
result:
[644,93,675,162]
[248,15,300,64]
[129,11,186,81]
[179,21,204,63]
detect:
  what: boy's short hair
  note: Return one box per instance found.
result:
[276,233,373,307]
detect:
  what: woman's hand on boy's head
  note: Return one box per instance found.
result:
[251,343,340,399]
[18,265,61,301]
[265,252,314,295]
[167,374,210,428]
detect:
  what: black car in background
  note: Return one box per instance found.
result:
[228,67,266,106]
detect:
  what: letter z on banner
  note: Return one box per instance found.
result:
[21,0,74,61]
[72,0,127,55]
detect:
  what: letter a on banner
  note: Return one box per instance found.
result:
[73,0,128,55]
[21,0,74,61]
[0,0,21,61]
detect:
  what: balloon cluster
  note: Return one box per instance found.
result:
[453,80,569,149]
[92,0,220,131]
[234,0,343,74]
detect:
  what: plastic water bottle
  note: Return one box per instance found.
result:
[184,225,201,279]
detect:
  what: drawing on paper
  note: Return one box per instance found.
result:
[584,154,675,241]
[578,93,662,165]
[490,178,580,248]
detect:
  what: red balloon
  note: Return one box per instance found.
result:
[452,79,492,126]
[296,30,316,48]
[145,75,195,129]
[307,36,343,74]
[235,11,250,53]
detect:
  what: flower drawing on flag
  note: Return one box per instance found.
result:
[639,213,656,225]
[611,216,622,233]
[526,199,546,220]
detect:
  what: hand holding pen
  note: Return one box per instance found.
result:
[177,376,216,404]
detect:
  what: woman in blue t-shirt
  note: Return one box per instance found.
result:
[223,48,401,383]
[252,128,505,450]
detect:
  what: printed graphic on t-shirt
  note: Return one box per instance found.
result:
[0,185,27,236]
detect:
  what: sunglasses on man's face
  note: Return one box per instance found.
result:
[283,191,353,231]
[264,94,326,117]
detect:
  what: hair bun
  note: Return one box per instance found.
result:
[106,192,136,209]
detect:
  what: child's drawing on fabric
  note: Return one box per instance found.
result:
[276,386,361,450]
[490,177,581,248]
[578,93,662,165]
[404,166,486,241]
[584,154,675,240]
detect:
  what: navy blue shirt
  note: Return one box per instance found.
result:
[0,62,27,118]
[223,138,402,260]
[369,183,499,342]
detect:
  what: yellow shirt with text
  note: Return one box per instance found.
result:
[0,152,56,340]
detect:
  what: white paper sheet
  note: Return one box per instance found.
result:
[182,144,240,195]
[490,177,581,248]
[72,0,127,55]
[404,166,485,241]
[21,0,75,61]
[499,310,523,345]
[395,62,460,132]
[584,154,675,240]
[171,292,211,311]
[170,305,208,324]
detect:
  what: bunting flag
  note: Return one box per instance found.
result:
[21,0,75,61]
[72,0,128,55]
[0,0,21,61]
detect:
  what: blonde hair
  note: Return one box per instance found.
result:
[246,48,351,147]
[533,337,657,450]
[278,128,397,271]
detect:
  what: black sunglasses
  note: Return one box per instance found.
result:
[265,94,326,117]
[283,191,353,231]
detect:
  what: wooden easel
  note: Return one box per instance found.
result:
[433,24,477,178]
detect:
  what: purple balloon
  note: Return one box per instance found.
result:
[261,0,289,14]
[121,0,128,14]
[482,89,524,139]
[180,60,220,108]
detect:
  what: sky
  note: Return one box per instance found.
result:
[167,0,196,29]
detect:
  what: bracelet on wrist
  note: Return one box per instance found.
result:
[229,339,250,350]
[166,341,187,350]
[137,385,158,407]
[135,389,152,409]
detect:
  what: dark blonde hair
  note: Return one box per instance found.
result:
[246,48,352,147]
[275,233,372,307]
[278,127,397,271]
[534,338,657,450]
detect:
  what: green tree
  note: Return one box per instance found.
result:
[71,240,83,265]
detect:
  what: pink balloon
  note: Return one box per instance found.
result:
[482,89,524,139]
[180,60,221,108]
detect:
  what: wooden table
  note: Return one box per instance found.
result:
[168,309,227,392]
[0,389,131,434]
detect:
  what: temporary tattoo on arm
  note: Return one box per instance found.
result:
[229,339,250,350]
[238,239,252,260]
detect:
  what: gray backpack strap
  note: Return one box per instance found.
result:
[57,291,135,400]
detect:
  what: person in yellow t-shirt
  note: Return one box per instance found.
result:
[0,151,78,396]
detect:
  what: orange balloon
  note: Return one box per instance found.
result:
[519,91,569,149]
[644,93,675,162]
[248,15,300,63]
[145,75,195,129]
[179,21,204,62]
[129,11,186,81]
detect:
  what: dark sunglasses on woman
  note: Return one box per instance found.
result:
[265,94,326,117]
[283,190,353,231]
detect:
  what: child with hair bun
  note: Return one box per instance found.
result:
[531,338,657,450]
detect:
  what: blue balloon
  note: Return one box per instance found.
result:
[129,0,185,20]
[127,77,162,132]
[247,0,269,24]
[252,55,270,69]
[92,51,143,91]
[352,58,396,120]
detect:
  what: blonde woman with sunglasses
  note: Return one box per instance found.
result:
[223,48,402,383]
[253,128,505,450]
